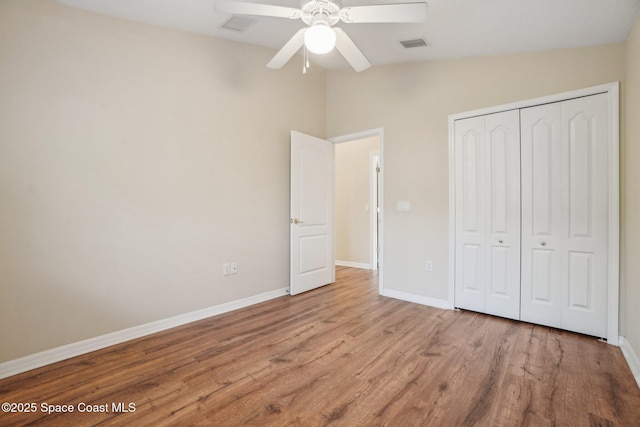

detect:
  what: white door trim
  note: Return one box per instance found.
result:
[448,82,620,345]
[330,128,385,294]
[371,152,380,271]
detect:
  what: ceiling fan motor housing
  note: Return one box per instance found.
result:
[301,0,341,26]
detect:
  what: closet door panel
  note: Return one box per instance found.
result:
[454,111,520,320]
[462,244,482,295]
[561,94,608,338]
[531,120,553,236]
[531,249,553,302]
[521,103,564,328]
[454,116,486,313]
[462,130,483,235]
[484,110,521,320]
[490,246,509,295]
[521,94,609,337]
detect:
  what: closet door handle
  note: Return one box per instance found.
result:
[541,241,546,246]
[498,239,503,244]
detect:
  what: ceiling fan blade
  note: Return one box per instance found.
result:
[339,2,427,23]
[267,28,307,69]
[334,28,371,72]
[214,0,302,19]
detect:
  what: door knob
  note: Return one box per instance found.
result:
[498,239,503,244]
[541,241,546,246]
[291,218,304,225]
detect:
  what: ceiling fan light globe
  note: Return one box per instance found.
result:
[304,24,336,54]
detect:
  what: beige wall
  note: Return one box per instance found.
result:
[624,15,640,356]
[327,45,625,302]
[335,137,380,266]
[0,0,325,363]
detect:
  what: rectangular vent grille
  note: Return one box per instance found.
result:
[400,38,430,49]
[221,16,256,32]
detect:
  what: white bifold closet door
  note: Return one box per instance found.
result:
[520,94,609,338]
[454,110,521,320]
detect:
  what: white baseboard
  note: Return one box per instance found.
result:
[0,287,288,380]
[336,260,371,269]
[620,336,640,391]
[381,288,451,310]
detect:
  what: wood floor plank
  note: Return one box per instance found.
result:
[1,266,639,426]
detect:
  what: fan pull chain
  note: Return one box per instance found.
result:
[302,45,308,74]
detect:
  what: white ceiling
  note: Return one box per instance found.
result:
[54,0,640,71]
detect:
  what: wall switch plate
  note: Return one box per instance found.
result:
[223,263,231,276]
[396,201,411,212]
[425,260,433,272]
[230,262,238,274]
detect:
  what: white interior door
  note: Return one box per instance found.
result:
[454,110,521,320]
[484,111,521,320]
[561,94,608,337]
[450,83,618,342]
[520,102,564,328]
[290,130,335,295]
[521,94,609,338]
[454,116,486,314]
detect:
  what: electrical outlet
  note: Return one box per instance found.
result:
[223,263,231,276]
[230,262,238,274]
[425,260,433,272]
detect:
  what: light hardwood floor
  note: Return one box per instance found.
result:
[1,266,639,426]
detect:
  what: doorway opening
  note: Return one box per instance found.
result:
[331,128,384,293]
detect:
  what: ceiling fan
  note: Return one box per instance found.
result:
[214,0,428,72]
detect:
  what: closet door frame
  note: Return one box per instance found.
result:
[447,82,620,345]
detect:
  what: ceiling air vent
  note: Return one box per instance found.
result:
[221,16,256,32]
[400,38,430,49]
